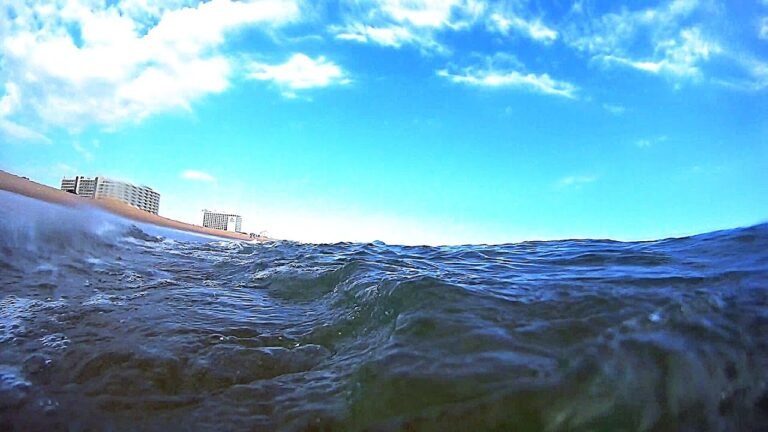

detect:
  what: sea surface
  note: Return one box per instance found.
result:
[1,190,768,431]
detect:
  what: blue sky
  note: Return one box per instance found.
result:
[1,0,766,244]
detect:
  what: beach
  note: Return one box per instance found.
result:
[0,170,268,242]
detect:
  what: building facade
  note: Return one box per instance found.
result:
[60,176,98,198]
[60,177,77,194]
[60,176,160,214]
[202,210,242,232]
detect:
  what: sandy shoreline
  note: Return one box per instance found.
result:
[0,170,270,242]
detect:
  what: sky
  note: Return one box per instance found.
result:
[0,0,766,245]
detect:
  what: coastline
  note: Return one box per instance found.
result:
[0,170,270,242]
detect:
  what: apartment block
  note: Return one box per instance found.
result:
[202,210,242,232]
[60,176,160,214]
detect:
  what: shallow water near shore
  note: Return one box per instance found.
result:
[1,191,768,431]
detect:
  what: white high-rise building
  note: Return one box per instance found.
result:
[61,176,98,198]
[60,176,160,214]
[202,210,242,232]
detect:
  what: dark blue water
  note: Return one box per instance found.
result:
[1,190,768,431]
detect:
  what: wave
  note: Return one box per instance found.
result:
[1,190,768,430]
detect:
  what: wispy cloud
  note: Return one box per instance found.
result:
[487,13,558,43]
[688,163,726,175]
[562,0,739,86]
[330,0,484,52]
[246,54,349,97]
[603,103,626,115]
[635,135,668,148]
[564,1,766,91]
[708,50,768,91]
[565,0,701,56]
[54,163,78,176]
[438,63,578,99]
[0,119,51,143]
[72,141,94,161]
[0,82,20,117]
[0,82,50,143]
[0,0,300,130]
[331,1,559,54]
[600,27,719,79]
[181,170,216,182]
[556,175,598,189]
[332,24,428,49]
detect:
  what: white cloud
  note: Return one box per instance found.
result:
[0,83,21,117]
[382,0,469,28]
[657,27,718,75]
[564,0,726,83]
[331,0,484,52]
[602,103,626,115]
[744,58,768,90]
[635,135,668,148]
[760,17,768,40]
[181,170,216,182]
[72,141,94,160]
[246,53,348,96]
[0,0,300,131]
[488,13,558,43]
[333,23,423,49]
[711,52,768,91]
[597,27,719,80]
[0,119,51,143]
[563,1,764,90]
[438,65,578,99]
[688,163,725,175]
[556,175,597,188]
[566,0,701,55]
[55,163,78,176]
[0,82,49,142]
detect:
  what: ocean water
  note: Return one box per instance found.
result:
[1,190,768,431]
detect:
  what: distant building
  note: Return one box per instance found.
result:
[60,176,160,214]
[202,210,242,232]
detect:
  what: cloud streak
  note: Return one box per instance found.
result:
[72,141,94,160]
[330,0,485,52]
[0,81,49,142]
[557,175,598,189]
[0,119,51,143]
[181,170,216,182]
[603,103,626,115]
[600,27,719,79]
[438,66,578,99]
[760,17,768,40]
[487,13,558,43]
[635,135,668,148]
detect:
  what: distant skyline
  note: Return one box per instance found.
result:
[1,0,767,245]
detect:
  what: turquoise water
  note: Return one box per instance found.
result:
[1,191,767,431]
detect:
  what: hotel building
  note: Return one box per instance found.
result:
[202,210,242,232]
[60,176,160,214]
